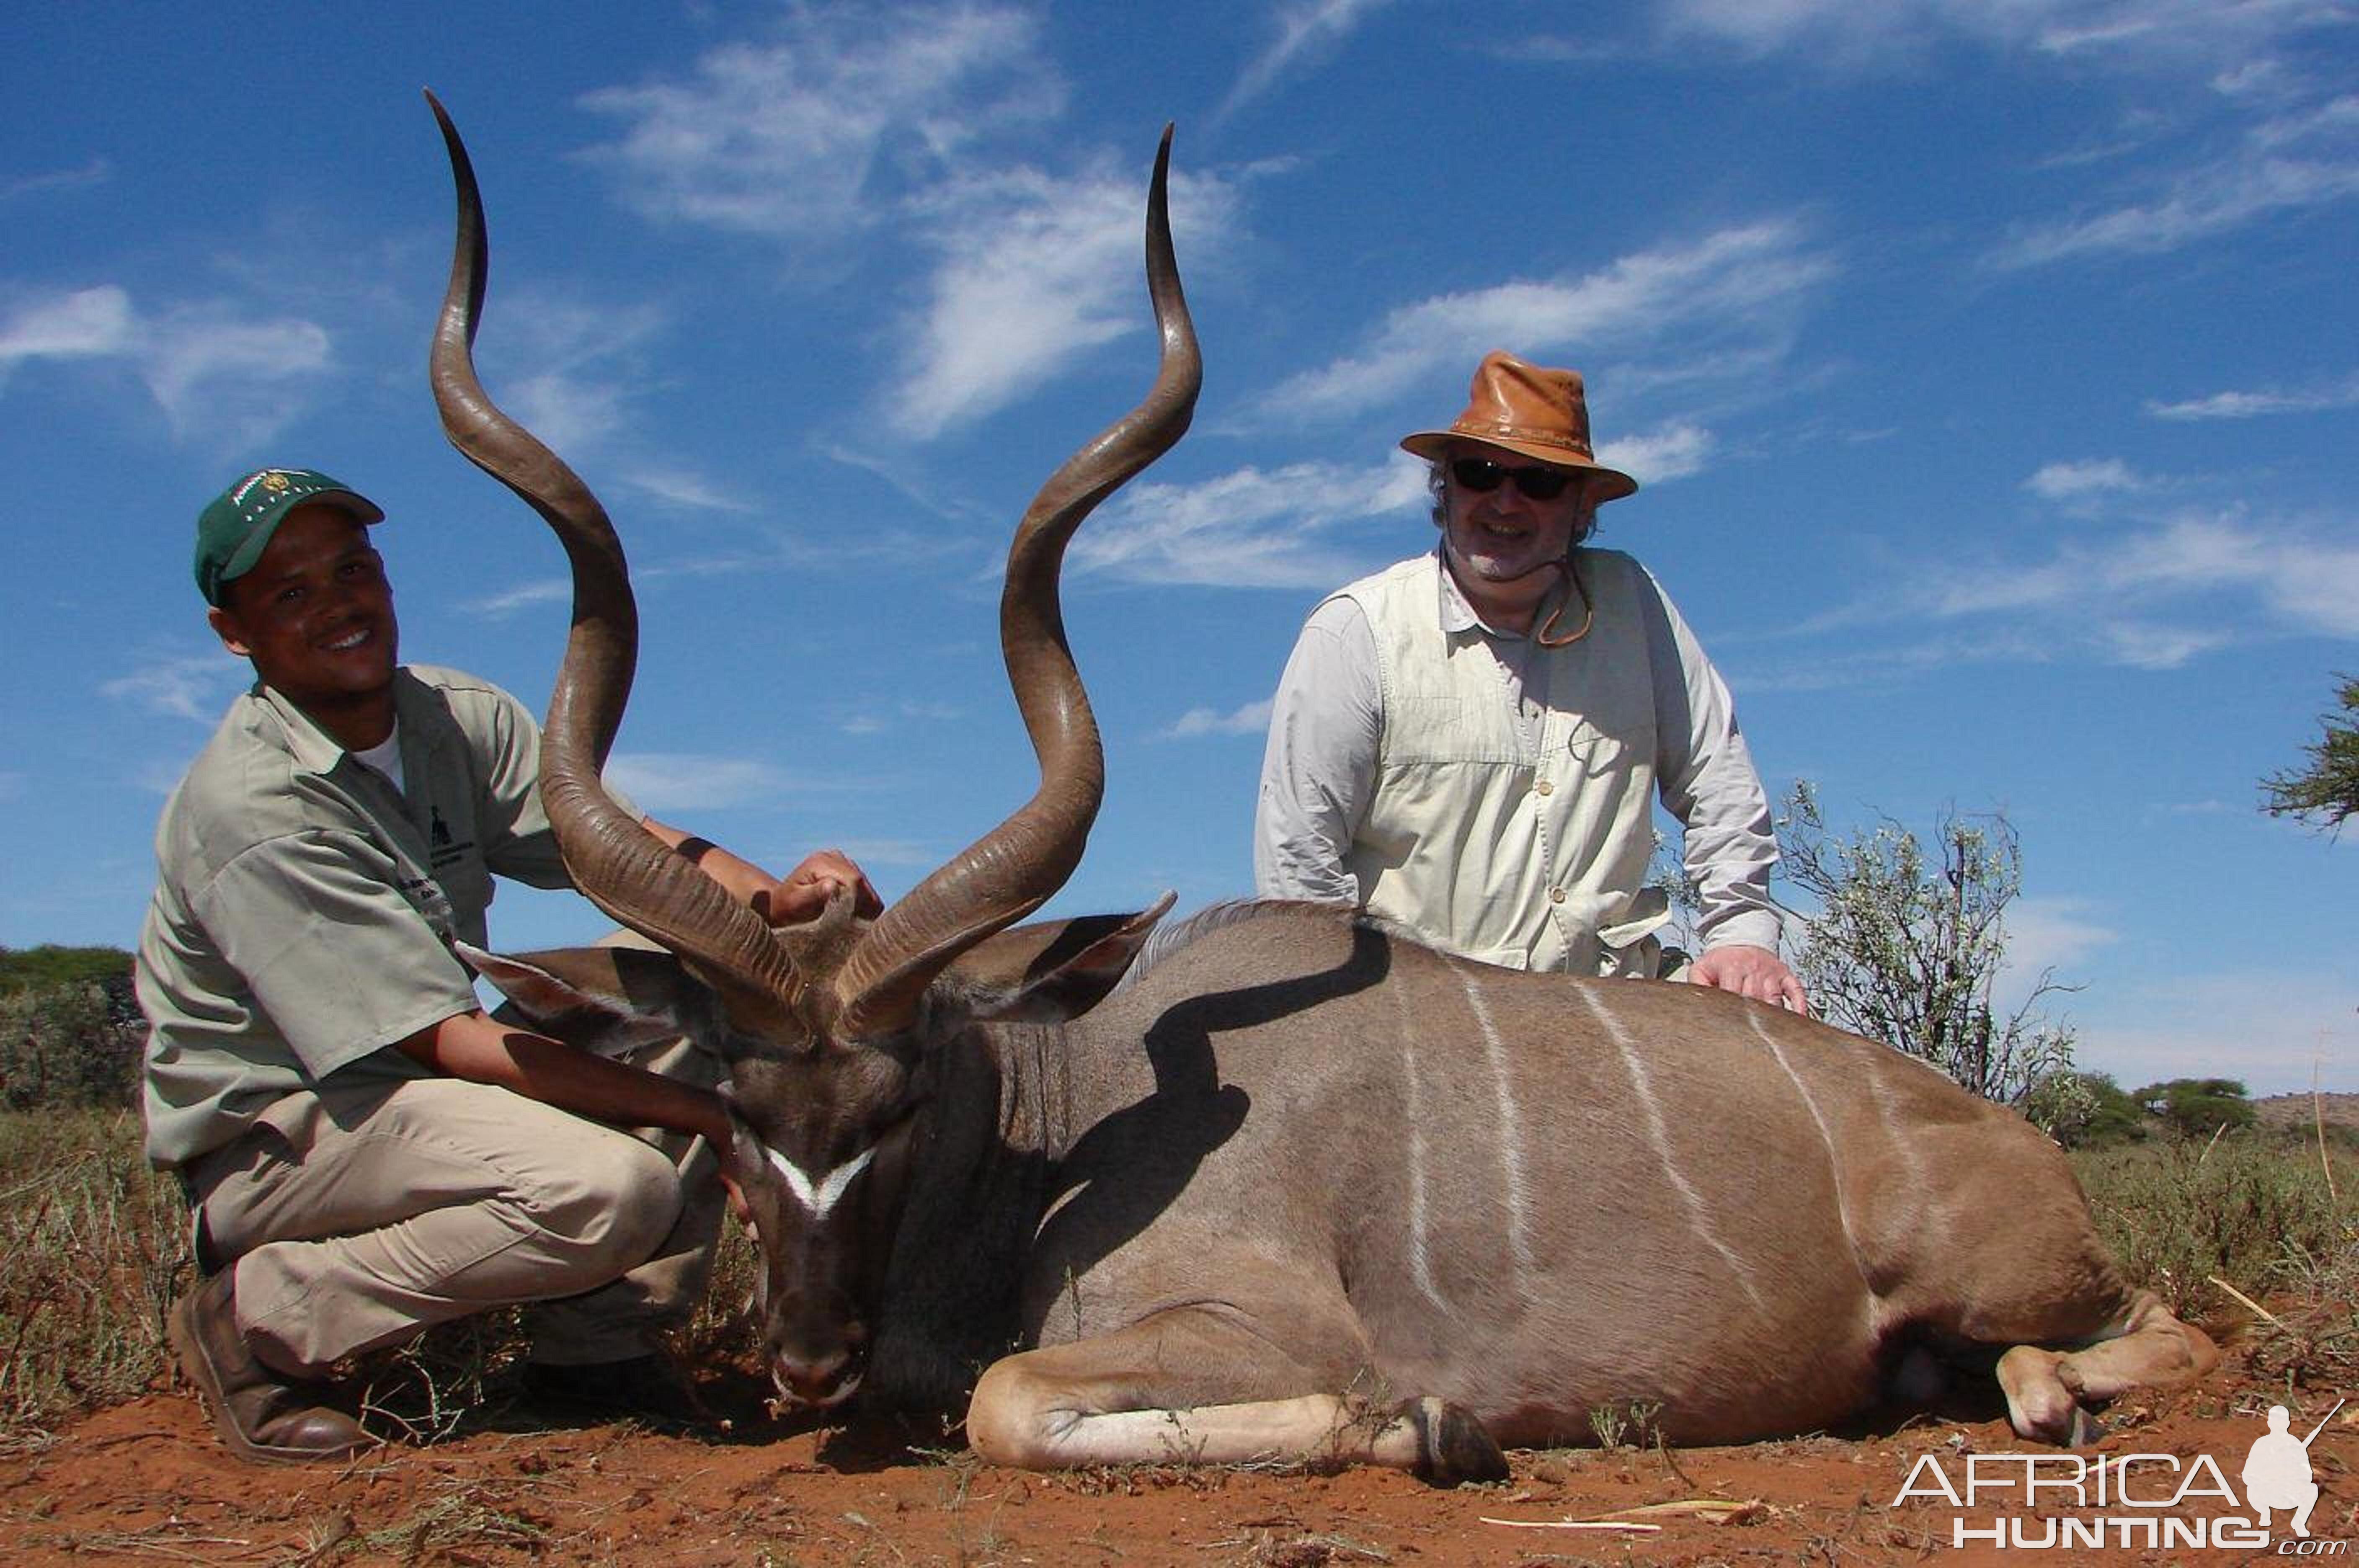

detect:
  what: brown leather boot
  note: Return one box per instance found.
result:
[167,1270,371,1465]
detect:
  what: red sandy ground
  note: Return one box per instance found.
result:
[0,1325,2349,1568]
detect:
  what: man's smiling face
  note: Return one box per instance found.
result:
[1436,442,1598,623]
[207,503,400,742]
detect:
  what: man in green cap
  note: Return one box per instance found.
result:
[138,467,880,1464]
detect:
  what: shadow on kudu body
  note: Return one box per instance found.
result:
[421,96,2214,1482]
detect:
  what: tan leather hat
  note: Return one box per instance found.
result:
[1399,351,1638,503]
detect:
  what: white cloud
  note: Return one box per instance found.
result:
[2146,374,2359,419]
[1655,0,2342,71]
[142,312,334,446]
[463,578,572,619]
[1992,155,2359,268]
[1600,422,1715,486]
[1896,508,2359,668]
[0,286,134,367]
[579,3,1061,240]
[1161,699,1274,740]
[2024,457,2144,500]
[1073,454,1430,589]
[619,466,756,513]
[1994,894,2118,1007]
[0,158,110,203]
[1262,221,1832,422]
[0,285,333,447]
[103,654,244,722]
[1219,0,1399,121]
[890,162,1240,438]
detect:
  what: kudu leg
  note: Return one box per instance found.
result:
[1994,1289,2220,1443]
[965,1306,1505,1484]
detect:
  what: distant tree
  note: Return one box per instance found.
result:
[0,945,142,1110]
[2023,1070,2153,1148]
[0,945,134,993]
[1776,781,2078,1118]
[2262,674,2359,834]
[2134,1077,2256,1140]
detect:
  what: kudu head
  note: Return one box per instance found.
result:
[423,93,1198,1410]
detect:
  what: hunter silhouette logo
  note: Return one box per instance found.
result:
[1892,1397,2347,1551]
[2245,1400,2341,1539]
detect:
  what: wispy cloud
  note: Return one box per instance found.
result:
[1600,422,1716,486]
[0,158,111,203]
[1853,508,2359,671]
[579,2,1061,241]
[0,285,331,447]
[1654,0,2342,70]
[1161,698,1274,740]
[2147,374,2359,419]
[1218,0,1398,122]
[102,653,245,722]
[1073,454,1430,589]
[889,161,1240,438]
[0,286,134,367]
[618,465,757,513]
[2023,457,2146,500]
[1261,220,1832,422]
[1990,153,2359,268]
[462,578,572,619]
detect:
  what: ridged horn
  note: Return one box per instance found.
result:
[830,125,1201,1040]
[423,90,804,1017]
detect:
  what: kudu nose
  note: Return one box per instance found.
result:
[767,1304,869,1408]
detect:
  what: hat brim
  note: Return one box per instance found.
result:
[1400,430,1638,503]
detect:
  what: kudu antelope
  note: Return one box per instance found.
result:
[423,96,2215,1482]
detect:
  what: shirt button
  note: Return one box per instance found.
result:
[1534,778,1554,797]
[1549,887,1567,904]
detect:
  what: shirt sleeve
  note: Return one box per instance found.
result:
[468,685,575,889]
[1638,570,1784,953]
[1254,596,1382,903]
[194,828,483,1081]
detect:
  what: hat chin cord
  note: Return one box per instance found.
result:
[1533,557,1594,648]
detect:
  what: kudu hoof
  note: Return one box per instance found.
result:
[1401,1396,1508,1486]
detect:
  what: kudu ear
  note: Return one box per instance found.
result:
[929,892,1176,1026]
[457,940,712,1059]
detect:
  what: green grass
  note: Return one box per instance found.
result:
[0,1109,2348,1451]
[2073,1126,2358,1320]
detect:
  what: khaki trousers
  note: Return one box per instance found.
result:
[188,1037,725,1375]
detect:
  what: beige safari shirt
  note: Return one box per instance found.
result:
[137,665,575,1168]
[1255,549,1781,972]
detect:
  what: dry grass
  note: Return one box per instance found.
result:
[0,1106,188,1443]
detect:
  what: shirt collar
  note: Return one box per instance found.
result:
[250,669,421,778]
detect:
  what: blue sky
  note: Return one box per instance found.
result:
[5,1,2352,1095]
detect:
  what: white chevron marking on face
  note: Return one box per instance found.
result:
[762,1144,877,1219]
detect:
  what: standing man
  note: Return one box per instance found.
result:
[139,467,880,1464]
[1255,352,1806,1011]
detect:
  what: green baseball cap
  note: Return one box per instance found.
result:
[194,467,385,606]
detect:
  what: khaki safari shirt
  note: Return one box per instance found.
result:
[137,665,576,1168]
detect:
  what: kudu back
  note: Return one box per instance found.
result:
[424,96,2214,1482]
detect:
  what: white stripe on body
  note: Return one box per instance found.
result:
[1572,987,1768,1314]
[1449,959,1536,1278]
[1390,980,1450,1313]
[1746,1009,1877,1307]
[763,1145,877,1219]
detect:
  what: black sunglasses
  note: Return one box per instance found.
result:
[1449,458,1580,501]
